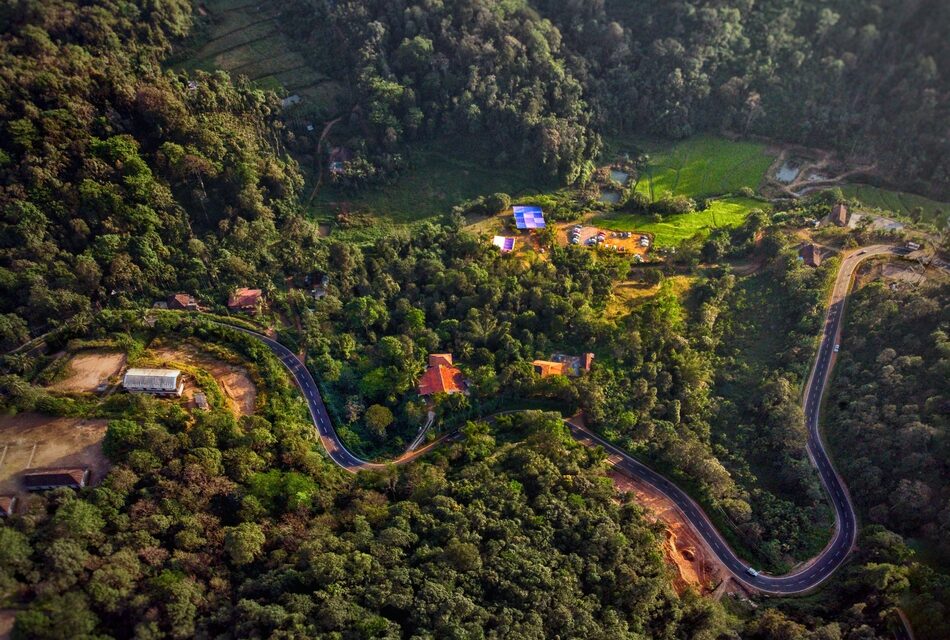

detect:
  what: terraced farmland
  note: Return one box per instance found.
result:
[179,0,345,112]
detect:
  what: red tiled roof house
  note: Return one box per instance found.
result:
[228,287,263,314]
[418,354,466,396]
[0,495,17,517]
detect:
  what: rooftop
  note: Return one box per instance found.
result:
[533,360,569,377]
[23,467,89,490]
[419,354,465,395]
[228,287,262,309]
[513,205,546,230]
[124,368,181,379]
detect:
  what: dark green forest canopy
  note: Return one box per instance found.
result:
[827,281,950,555]
[0,0,317,345]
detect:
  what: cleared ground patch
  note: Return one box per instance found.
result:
[596,197,766,247]
[49,351,126,393]
[608,275,694,318]
[838,183,949,226]
[148,345,257,416]
[629,135,775,200]
[0,414,109,493]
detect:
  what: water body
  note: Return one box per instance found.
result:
[599,189,621,204]
[775,160,800,183]
[610,169,630,184]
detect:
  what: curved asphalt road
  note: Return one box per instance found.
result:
[238,244,897,594]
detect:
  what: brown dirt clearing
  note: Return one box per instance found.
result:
[0,413,109,493]
[149,345,257,416]
[50,351,126,392]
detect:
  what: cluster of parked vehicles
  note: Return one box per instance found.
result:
[567,225,651,250]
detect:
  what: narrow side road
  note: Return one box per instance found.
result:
[238,245,897,594]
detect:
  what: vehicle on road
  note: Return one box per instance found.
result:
[746,567,760,577]
[834,344,840,352]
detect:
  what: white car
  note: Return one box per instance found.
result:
[746,567,760,577]
[834,344,840,353]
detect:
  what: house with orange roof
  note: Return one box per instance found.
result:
[533,352,595,378]
[228,287,263,314]
[532,360,569,377]
[418,354,466,396]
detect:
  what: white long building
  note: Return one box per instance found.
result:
[123,368,184,397]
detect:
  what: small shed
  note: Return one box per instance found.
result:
[193,392,209,411]
[23,468,90,491]
[830,203,850,226]
[798,243,822,268]
[123,368,184,397]
[168,293,198,311]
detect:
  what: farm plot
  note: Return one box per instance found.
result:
[178,0,345,114]
[838,183,948,226]
[631,135,775,200]
[319,138,546,222]
[597,197,766,247]
[0,414,109,493]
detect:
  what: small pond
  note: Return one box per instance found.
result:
[610,169,630,184]
[599,189,621,204]
[775,160,800,183]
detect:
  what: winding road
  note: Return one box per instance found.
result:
[237,244,898,595]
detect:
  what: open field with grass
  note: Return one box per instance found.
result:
[317,139,550,222]
[175,0,344,113]
[625,135,775,200]
[838,183,949,226]
[595,197,766,247]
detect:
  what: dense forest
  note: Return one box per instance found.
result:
[0,314,732,638]
[280,0,949,198]
[827,280,950,554]
[0,0,316,347]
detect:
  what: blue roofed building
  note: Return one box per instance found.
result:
[513,205,546,230]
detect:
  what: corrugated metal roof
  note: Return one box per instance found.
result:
[125,368,180,378]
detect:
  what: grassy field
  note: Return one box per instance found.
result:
[838,183,949,226]
[595,197,766,247]
[628,135,775,200]
[175,0,344,114]
[316,139,549,222]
